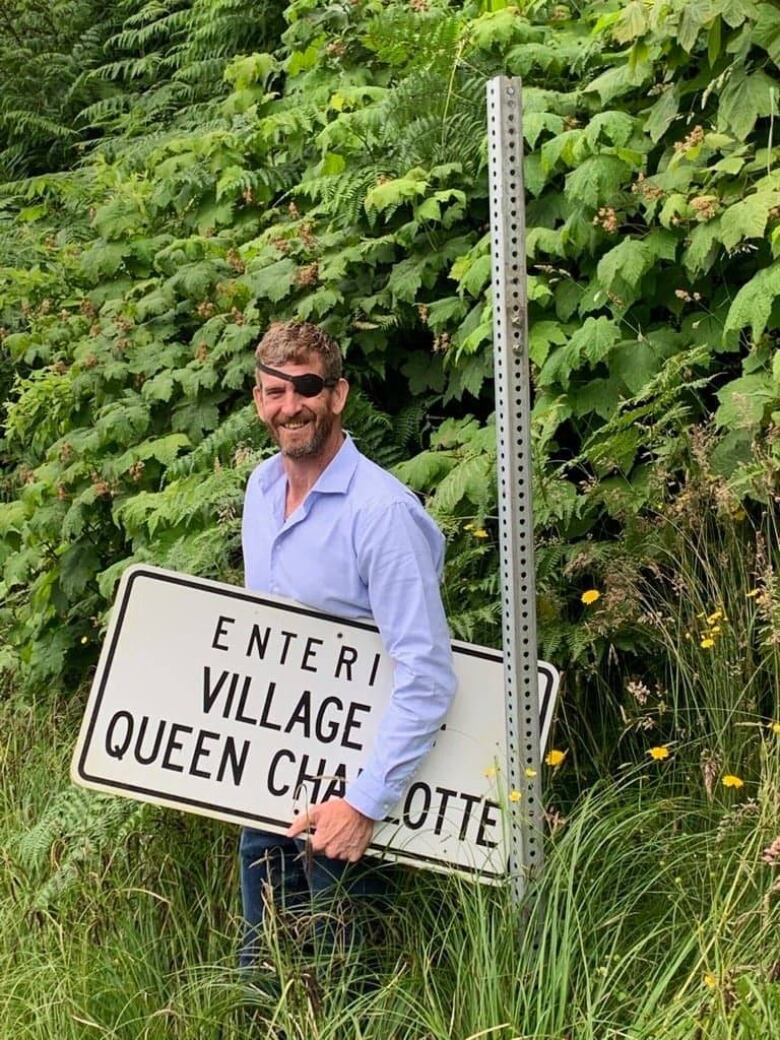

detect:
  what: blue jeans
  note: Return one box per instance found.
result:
[239,827,392,968]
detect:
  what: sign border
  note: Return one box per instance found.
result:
[73,566,557,879]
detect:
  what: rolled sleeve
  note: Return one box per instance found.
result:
[344,499,458,820]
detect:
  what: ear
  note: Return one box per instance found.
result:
[252,384,265,422]
[331,377,349,416]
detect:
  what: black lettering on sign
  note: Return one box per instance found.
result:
[476,799,499,849]
[403,782,432,830]
[105,711,133,759]
[246,623,270,659]
[334,644,358,681]
[285,690,312,738]
[258,682,281,731]
[315,696,343,743]
[294,753,328,803]
[301,636,323,673]
[161,723,193,773]
[217,737,250,786]
[268,748,295,796]
[458,792,481,841]
[189,729,220,778]
[322,762,347,801]
[134,716,165,765]
[278,630,298,665]
[341,701,370,750]
[368,651,382,688]
[203,666,228,714]
[212,615,235,651]
[234,675,257,725]
[433,786,457,836]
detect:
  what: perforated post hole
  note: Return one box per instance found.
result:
[486,77,544,913]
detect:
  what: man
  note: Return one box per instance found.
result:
[240,320,457,965]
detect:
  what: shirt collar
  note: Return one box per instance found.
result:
[310,433,359,495]
[257,433,359,496]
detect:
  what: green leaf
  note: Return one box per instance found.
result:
[458,255,492,298]
[470,8,526,49]
[365,172,428,212]
[523,111,565,149]
[584,111,636,149]
[724,262,780,341]
[716,373,776,429]
[244,258,297,303]
[59,541,101,598]
[718,69,778,141]
[80,241,128,281]
[566,156,632,208]
[529,321,568,366]
[753,2,780,64]
[387,257,425,303]
[598,238,652,290]
[612,0,648,43]
[427,297,468,329]
[296,287,344,320]
[400,353,446,394]
[719,190,780,250]
[644,86,679,143]
[598,231,676,291]
[685,220,722,274]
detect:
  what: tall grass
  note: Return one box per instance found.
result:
[1,515,779,1038]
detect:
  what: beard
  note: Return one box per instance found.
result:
[270,409,335,459]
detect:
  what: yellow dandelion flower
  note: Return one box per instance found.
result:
[647,746,670,761]
[509,789,522,803]
[524,767,537,779]
[706,610,722,624]
[709,626,721,635]
[700,637,715,649]
[483,766,497,779]
[703,972,717,990]
[770,722,780,736]
[581,589,601,606]
[721,774,744,789]
[464,522,475,532]
[473,528,489,539]
[545,749,567,767]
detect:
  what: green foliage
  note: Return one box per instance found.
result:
[1,0,780,689]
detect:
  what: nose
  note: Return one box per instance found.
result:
[278,387,309,416]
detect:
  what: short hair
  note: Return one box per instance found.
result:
[254,321,343,383]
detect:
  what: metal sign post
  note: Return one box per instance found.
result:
[487,76,544,903]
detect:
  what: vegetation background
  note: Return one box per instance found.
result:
[1,0,779,1036]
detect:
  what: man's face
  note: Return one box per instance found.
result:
[253,355,348,460]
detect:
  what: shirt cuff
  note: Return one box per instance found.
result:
[344,773,399,822]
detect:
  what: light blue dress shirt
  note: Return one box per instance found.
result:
[242,433,457,821]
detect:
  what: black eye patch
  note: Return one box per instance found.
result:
[258,362,338,398]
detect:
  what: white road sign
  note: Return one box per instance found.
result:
[72,565,559,881]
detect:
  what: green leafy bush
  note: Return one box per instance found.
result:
[1,0,780,690]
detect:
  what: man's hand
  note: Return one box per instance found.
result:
[286,798,374,863]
